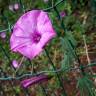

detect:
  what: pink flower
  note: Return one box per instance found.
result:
[14,3,19,10]
[0,32,6,39]
[9,3,19,11]
[60,11,66,17]
[21,74,52,88]
[10,10,56,59]
[12,60,19,69]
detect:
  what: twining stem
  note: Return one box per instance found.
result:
[53,6,85,75]
[14,56,27,96]
[18,0,25,13]
[44,0,65,11]
[45,48,67,96]
[0,43,11,63]
[28,59,48,96]
[0,67,19,96]
[0,11,28,96]
[0,62,96,81]
[0,43,19,95]
[68,40,85,74]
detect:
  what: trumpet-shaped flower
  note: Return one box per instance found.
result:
[10,10,56,59]
[21,74,52,88]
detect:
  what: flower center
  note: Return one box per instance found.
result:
[32,32,41,43]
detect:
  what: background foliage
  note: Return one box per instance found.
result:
[0,0,96,96]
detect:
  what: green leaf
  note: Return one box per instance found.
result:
[61,52,73,71]
[65,31,77,48]
[77,76,96,96]
[60,37,76,59]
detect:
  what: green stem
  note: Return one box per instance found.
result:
[68,40,85,74]
[0,68,19,96]
[44,0,65,11]
[28,59,48,96]
[0,10,28,96]
[0,43,11,63]
[19,0,25,13]
[54,6,85,75]
[45,48,67,96]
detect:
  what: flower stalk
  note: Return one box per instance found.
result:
[28,59,48,96]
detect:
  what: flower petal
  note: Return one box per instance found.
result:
[21,74,52,88]
[37,11,55,35]
[17,43,43,59]
[16,10,41,34]
[38,32,56,48]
